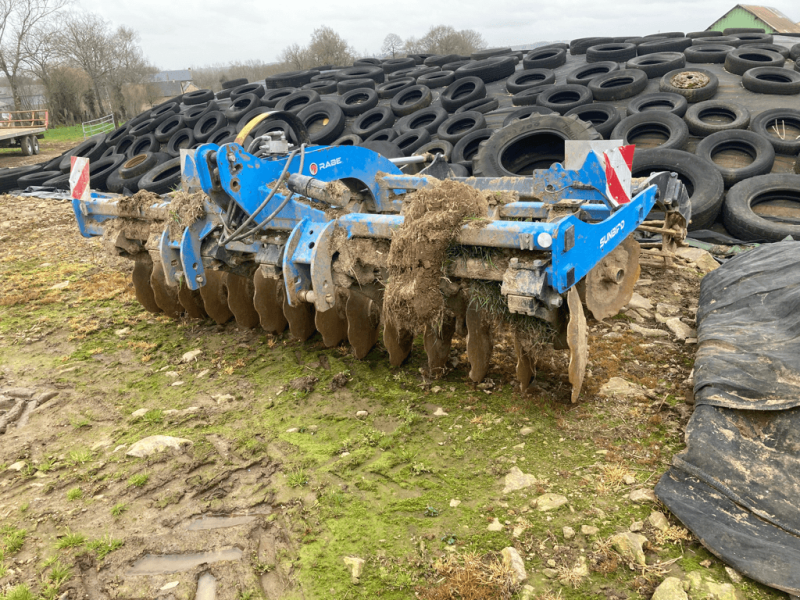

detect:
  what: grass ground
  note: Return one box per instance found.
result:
[0,196,787,600]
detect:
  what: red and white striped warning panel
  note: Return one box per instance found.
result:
[69,156,90,201]
[601,145,635,207]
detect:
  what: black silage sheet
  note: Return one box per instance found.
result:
[656,242,800,595]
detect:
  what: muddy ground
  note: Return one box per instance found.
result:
[0,141,76,169]
[0,195,785,600]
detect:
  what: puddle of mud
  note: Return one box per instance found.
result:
[184,515,257,531]
[196,572,217,600]
[126,547,242,576]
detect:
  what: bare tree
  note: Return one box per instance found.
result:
[57,13,154,118]
[277,42,310,70]
[381,33,403,58]
[277,26,355,69]
[0,0,71,110]
[414,25,487,55]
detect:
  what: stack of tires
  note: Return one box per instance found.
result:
[4,32,799,242]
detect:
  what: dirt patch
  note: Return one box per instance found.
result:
[167,190,207,239]
[384,179,489,330]
[117,190,162,215]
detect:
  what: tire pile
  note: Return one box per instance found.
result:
[4,28,800,242]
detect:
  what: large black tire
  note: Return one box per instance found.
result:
[105,124,131,147]
[626,92,688,117]
[231,83,267,102]
[224,93,262,123]
[691,35,741,47]
[153,114,184,143]
[687,30,723,39]
[455,97,499,114]
[335,66,385,84]
[58,134,107,172]
[114,134,135,157]
[723,27,764,35]
[563,104,621,139]
[166,128,196,158]
[207,126,237,146]
[17,170,63,188]
[0,164,43,191]
[626,52,686,78]
[417,70,455,89]
[454,56,515,83]
[42,173,71,189]
[364,129,396,142]
[724,48,785,76]
[506,69,556,94]
[193,111,227,143]
[120,152,162,179]
[382,57,416,73]
[394,129,431,156]
[440,77,486,112]
[89,154,127,190]
[588,69,648,101]
[503,106,556,127]
[424,54,461,68]
[473,114,600,176]
[389,85,432,117]
[742,67,800,95]
[631,148,724,230]
[684,100,750,136]
[222,78,248,90]
[262,88,296,108]
[637,37,693,55]
[749,108,800,155]
[523,47,567,70]
[351,107,395,139]
[137,158,182,195]
[182,89,214,105]
[332,134,362,145]
[734,33,773,44]
[414,139,454,161]
[337,88,378,117]
[791,43,800,62]
[337,78,376,94]
[740,42,789,59]
[586,43,637,62]
[297,102,345,145]
[535,85,593,115]
[611,111,689,150]
[566,61,619,85]
[436,111,487,145]
[182,101,218,127]
[303,80,337,94]
[265,70,318,89]
[376,78,415,99]
[570,37,613,55]
[471,47,511,60]
[451,128,495,166]
[511,84,556,106]
[395,106,448,135]
[695,129,775,187]
[659,68,718,102]
[274,90,321,114]
[722,174,800,242]
[684,44,735,64]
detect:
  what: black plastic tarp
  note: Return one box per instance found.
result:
[656,241,800,595]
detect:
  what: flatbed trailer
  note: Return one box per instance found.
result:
[0,110,48,156]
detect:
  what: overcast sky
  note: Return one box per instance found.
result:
[76,0,799,70]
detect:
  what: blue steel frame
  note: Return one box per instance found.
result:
[72,142,659,314]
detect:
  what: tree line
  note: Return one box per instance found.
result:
[0,0,155,126]
[190,25,488,92]
[2,3,488,128]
